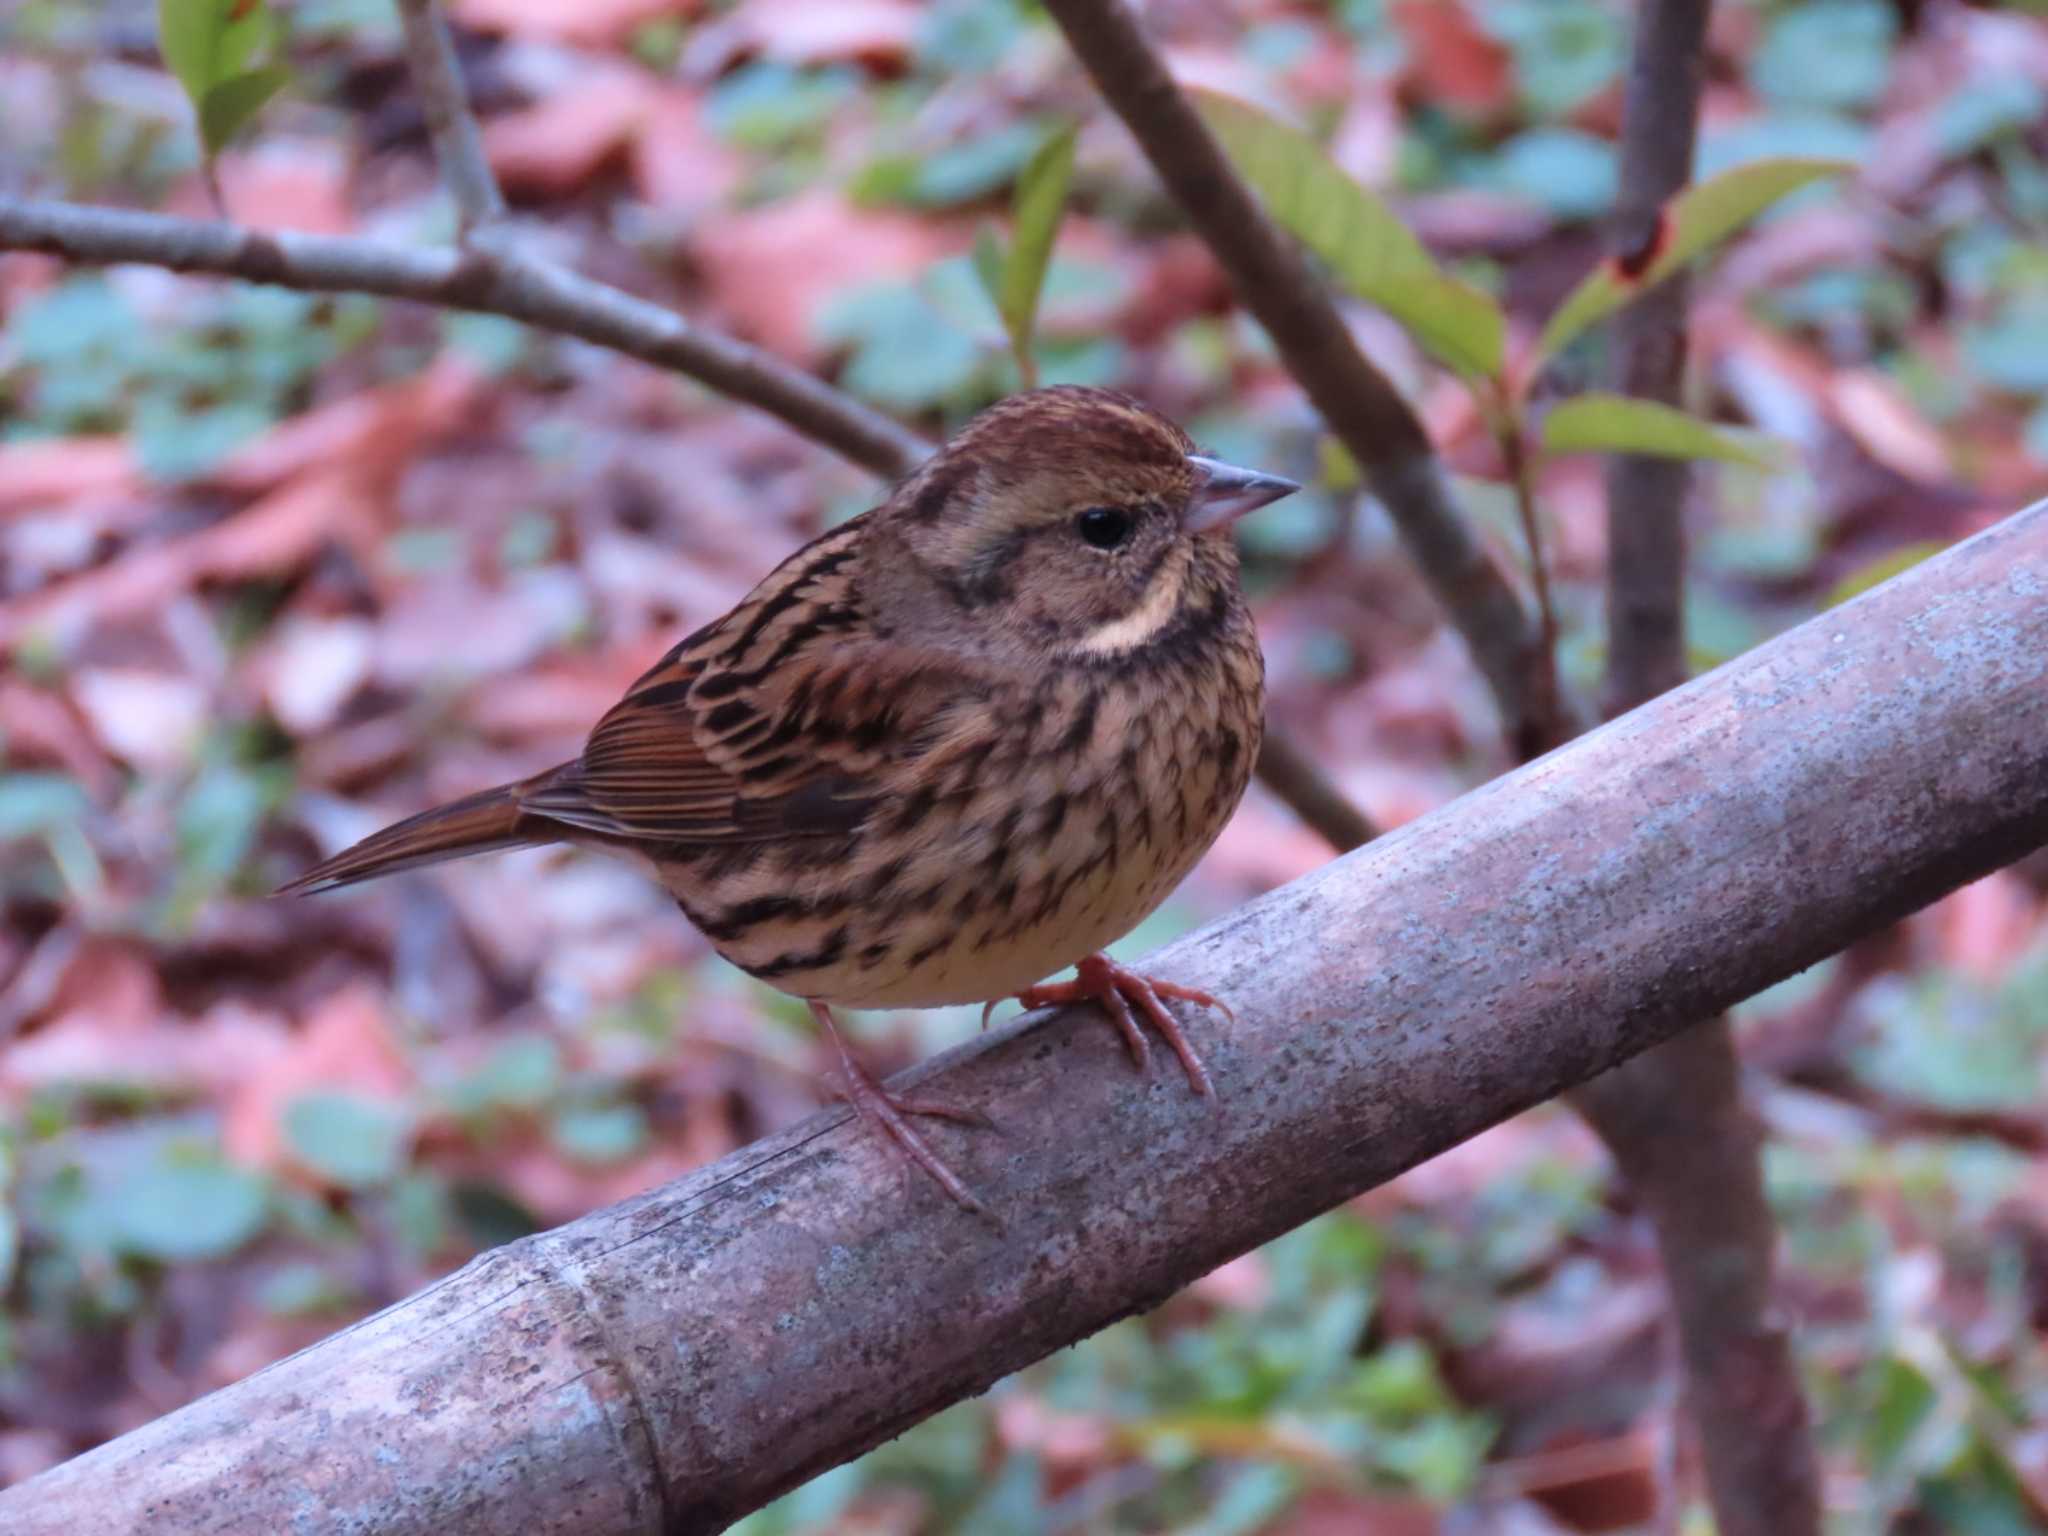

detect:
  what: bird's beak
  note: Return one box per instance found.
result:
[1182,454,1301,535]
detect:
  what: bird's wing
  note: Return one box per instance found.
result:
[518,520,965,846]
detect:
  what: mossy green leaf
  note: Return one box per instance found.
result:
[157,0,287,159]
[1195,89,1504,378]
[1823,540,1946,608]
[199,65,290,156]
[117,1156,269,1261]
[971,223,1006,315]
[998,123,1077,368]
[283,1093,411,1189]
[1542,393,1779,468]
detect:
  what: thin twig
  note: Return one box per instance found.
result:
[200,162,229,221]
[391,0,505,238]
[1492,406,1561,738]
[1037,0,1550,750]
[1254,733,1377,853]
[0,198,929,478]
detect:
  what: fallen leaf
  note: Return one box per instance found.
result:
[1491,1432,1660,1531]
[1828,370,1951,484]
[0,937,165,1092]
[190,470,371,582]
[372,569,589,690]
[728,0,919,68]
[1161,43,1275,104]
[258,616,376,736]
[994,1394,1112,1465]
[0,680,116,793]
[70,668,210,773]
[167,144,356,236]
[1390,0,1512,116]
[484,71,659,196]
[1929,872,2037,984]
[461,652,649,742]
[0,362,482,655]
[211,392,405,494]
[224,984,412,1171]
[1188,1251,1269,1311]
[630,88,744,216]
[692,190,956,360]
[0,437,137,515]
[453,0,692,47]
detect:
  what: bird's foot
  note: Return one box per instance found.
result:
[811,1003,990,1215]
[993,952,1222,1096]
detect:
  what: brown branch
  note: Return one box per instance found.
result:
[1254,732,1378,853]
[1600,4,1706,719]
[1494,408,1563,731]
[5,496,2046,1535]
[1037,0,1553,752]
[1570,4,1822,1533]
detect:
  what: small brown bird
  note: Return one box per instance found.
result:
[282,387,1295,1209]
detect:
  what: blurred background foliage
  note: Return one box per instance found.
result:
[2,0,2048,1530]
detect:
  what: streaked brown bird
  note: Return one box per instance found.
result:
[281,386,1295,1210]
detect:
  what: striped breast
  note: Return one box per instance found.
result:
[656,572,1265,1009]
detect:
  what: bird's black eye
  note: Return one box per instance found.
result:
[1075,506,1132,550]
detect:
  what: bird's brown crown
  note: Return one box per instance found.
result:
[866,387,1224,662]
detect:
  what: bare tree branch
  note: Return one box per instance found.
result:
[1570,5,1823,1531]
[0,199,931,478]
[1036,0,1554,752]
[392,0,506,238]
[1602,3,1707,720]
[4,498,2044,1535]
[1254,732,1378,853]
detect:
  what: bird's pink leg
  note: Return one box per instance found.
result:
[811,1002,989,1214]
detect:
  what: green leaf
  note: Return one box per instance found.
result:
[996,123,1077,376]
[283,1092,411,1189]
[913,122,1044,206]
[1751,0,1895,111]
[199,66,290,156]
[259,1260,353,1316]
[157,0,288,158]
[1538,157,1851,363]
[549,1102,649,1166]
[452,1180,541,1251]
[818,283,982,411]
[158,0,226,107]
[1195,89,1504,378]
[970,224,1006,314]
[448,1034,562,1116]
[1541,393,1779,468]
[0,773,91,840]
[116,1155,269,1262]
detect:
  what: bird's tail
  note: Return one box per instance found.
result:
[276,774,564,895]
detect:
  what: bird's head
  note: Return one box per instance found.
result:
[869,386,1297,661]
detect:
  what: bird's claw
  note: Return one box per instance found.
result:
[1004,953,1220,1096]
